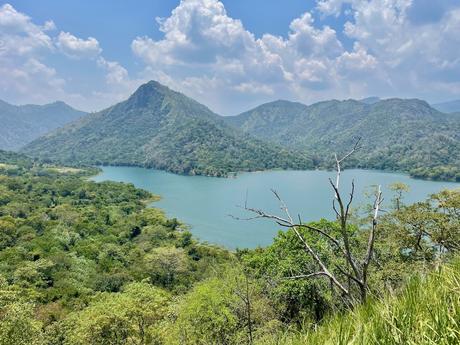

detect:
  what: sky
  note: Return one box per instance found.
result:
[1,0,460,115]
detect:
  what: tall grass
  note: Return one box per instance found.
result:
[258,259,460,345]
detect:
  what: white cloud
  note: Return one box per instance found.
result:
[130,0,460,112]
[97,57,129,85]
[0,57,67,104]
[57,31,102,58]
[0,3,135,111]
[0,3,54,57]
[233,82,274,95]
[0,4,68,105]
[132,0,352,113]
[2,0,460,114]
[333,0,460,99]
[337,42,378,72]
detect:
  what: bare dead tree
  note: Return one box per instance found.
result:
[233,138,383,302]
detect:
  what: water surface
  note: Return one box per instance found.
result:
[92,167,459,249]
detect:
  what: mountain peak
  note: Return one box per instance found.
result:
[22,81,312,176]
[374,98,432,109]
[125,80,173,109]
[50,100,67,106]
[134,80,172,96]
[0,99,14,111]
[359,96,381,105]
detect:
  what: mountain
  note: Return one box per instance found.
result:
[432,100,460,113]
[225,98,460,181]
[0,100,86,151]
[359,96,381,104]
[22,81,312,176]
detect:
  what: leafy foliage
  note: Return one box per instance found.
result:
[0,151,234,344]
[1,151,459,344]
[257,258,460,345]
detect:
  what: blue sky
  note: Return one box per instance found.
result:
[1,0,460,114]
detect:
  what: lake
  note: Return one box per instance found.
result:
[92,167,459,249]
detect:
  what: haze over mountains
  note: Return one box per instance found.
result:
[0,100,85,151]
[432,100,460,114]
[0,79,455,180]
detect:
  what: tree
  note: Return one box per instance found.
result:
[238,139,383,302]
[63,282,171,345]
[171,266,278,345]
[0,277,44,345]
[144,247,190,289]
[389,182,409,211]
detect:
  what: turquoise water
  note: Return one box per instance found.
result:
[92,167,459,249]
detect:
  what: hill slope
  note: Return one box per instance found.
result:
[225,99,460,180]
[0,100,86,151]
[23,81,312,176]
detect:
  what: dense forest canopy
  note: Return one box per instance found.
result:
[0,150,459,344]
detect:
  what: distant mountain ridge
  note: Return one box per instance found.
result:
[0,100,86,151]
[432,100,460,113]
[359,97,381,104]
[19,81,460,180]
[224,98,460,181]
[23,81,312,176]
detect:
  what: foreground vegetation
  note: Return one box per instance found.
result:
[0,150,459,344]
[258,259,460,344]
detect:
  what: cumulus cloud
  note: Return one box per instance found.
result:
[0,4,68,105]
[0,3,54,57]
[57,31,102,58]
[132,0,355,113]
[2,0,460,114]
[129,0,460,113]
[328,0,460,99]
[0,3,134,111]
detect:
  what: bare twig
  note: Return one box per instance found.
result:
[285,272,329,280]
[231,137,382,303]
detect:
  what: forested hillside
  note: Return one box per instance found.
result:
[19,81,459,180]
[0,150,459,344]
[22,81,312,177]
[226,98,460,181]
[0,100,85,151]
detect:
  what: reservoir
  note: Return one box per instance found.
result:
[92,167,459,249]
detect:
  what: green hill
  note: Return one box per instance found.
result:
[225,98,460,181]
[0,99,85,151]
[22,81,312,176]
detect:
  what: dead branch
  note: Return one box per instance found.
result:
[362,185,383,291]
[285,272,329,280]
[231,137,383,303]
